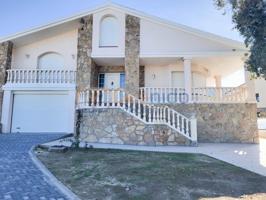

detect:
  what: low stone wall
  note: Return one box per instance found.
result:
[78,108,190,146]
[77,103,258,146]
[168,103,258,143]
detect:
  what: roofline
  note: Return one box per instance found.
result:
[0,2,246,49]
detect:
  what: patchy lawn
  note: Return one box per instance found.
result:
[37,148,266,200]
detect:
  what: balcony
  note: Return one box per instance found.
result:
[140,85,248,103]
[5,69,76,86]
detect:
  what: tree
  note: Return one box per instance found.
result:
[215,0,266,79]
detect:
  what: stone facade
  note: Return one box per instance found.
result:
[78,108,190,146]
[0,41,13,121]
[98,66,125,73]
[0,42,13,85]
[139,66,145,87]
[168,103,258,143]
[76,15,98,90]
[125,15,140,96]
[78,103,258,146]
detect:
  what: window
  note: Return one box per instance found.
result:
[100,16,119,47]
[120,73,125,88]
[256,93,260,102]
[98,74,105,88]
[38,52,64,69]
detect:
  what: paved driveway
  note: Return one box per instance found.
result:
[0,133,68,200]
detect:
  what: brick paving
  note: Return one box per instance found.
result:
[0,133,68,200]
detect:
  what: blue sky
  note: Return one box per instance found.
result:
[0,0,243,41]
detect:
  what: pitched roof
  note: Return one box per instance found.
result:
[0,2,246,49]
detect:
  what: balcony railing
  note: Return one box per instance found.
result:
[140,85,248,103]
[6,69,76,84]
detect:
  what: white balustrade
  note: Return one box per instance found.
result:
[140,85,248,103]
[6,69,76,84]
[78,88,197,142]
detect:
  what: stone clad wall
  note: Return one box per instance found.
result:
[0,42,13,85]
[0,41,13,121]
[125,15,140,97]
[78,103,258,145]
[78,108,190,146]
[76,15,98,90]
[168,103,258,143]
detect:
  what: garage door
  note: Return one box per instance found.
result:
[11,93,69,133]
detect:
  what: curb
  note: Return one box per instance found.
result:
[29,146,81,200]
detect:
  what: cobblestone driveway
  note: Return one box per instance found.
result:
[0,133,68,200]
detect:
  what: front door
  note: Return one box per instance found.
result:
[104,73,120,89]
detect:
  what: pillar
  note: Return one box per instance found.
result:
[215,75,222,88]
[125,15,140,97]
[76,15,98,91]
[183,57,192,103]
[245,68,256,102]
[0,41,13,131]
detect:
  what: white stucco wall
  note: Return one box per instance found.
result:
[140,19,236,56]
[255,78,266,108]
[92,8,125,58]
[11,29,78,70]
[144,61,210,88]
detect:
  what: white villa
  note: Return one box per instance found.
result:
[0,3,261,145]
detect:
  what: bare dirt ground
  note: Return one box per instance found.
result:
[37,148,266,200]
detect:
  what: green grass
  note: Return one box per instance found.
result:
[37,148,266,200]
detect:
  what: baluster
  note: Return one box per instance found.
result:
[128,95,131,112]
[143,104,146,121]
[133,97,136,115]
[106,90,109,107]
[91,90,95,106]
[172,111,176,128]
[155,107,158,123]
[138,100,141,117]
[167,108,171,125]
[162,107,166,123]
[111,90,115,107]
[101,90,105,107]
[152,106,156,123]
[117,90,120,107]
[96,90,100,107]
[176,114,180,130]
[186,118,190,135]
[148,105,151,123]
[123,91,126,109]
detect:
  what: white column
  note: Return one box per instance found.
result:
[215,76,222,88]
[244,69,256,102]
[1,90,13,133]
[215,75,222,100]
[183,57,192,103]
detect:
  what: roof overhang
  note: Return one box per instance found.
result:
[0,2,248,51]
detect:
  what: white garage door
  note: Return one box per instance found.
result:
[11,93,69,133]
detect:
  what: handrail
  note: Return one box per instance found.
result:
[140,85,248,103]
[77,88,197,143]
[6,69,76,84]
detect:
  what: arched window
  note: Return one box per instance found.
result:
[100,16,119,47]
[38,52,64,69]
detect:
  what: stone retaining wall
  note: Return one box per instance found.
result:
[78,108,190,146]
[78,103,258,145]
[168,103,258,143]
